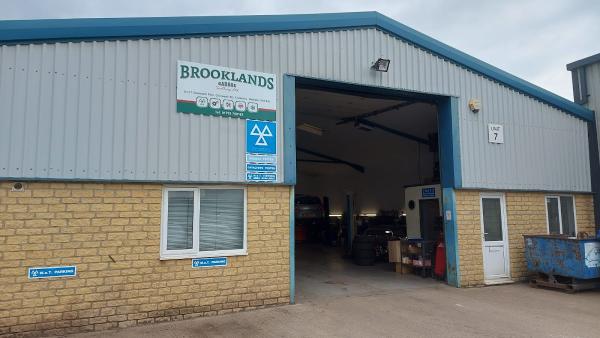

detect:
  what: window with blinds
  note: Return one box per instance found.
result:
[166,190,195,250]
[161,187,246,259]
[545,195,576,237]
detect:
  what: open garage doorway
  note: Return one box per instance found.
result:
[292,80,448,302]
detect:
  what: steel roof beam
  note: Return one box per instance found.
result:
[297,147,365,173]
[355,118,429,145]
[336,101,415,125]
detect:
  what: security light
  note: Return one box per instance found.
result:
[372,58,390,72]
[468,98,481,113]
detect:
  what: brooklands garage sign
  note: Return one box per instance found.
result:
[176,61,276,121]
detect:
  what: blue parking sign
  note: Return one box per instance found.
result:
[247,120,276,154]
[192,257,227,268]
[28,266,77,279]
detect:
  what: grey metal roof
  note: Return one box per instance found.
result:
[567,52,600,71]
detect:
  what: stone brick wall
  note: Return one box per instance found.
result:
[0,182,290,337]
[454,190,484,287]
[506,192,595,279]
[455,190,596,287]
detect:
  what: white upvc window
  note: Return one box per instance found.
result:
[545,195,577,237]
[160,186,247,260]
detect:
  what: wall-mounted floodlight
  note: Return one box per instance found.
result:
[372,58,390,72]
[468,98,481,113]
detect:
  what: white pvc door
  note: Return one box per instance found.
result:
[480,194,510,281]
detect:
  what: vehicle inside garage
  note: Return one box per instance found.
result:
[294,82,446,300]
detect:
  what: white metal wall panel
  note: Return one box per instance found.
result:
[0,28,591,191]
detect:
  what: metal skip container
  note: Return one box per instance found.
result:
[524,235,600,291]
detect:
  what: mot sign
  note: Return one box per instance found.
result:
[246,120,277,182]
[488,124,504,144]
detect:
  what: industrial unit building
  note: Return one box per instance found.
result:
[568,52,600,155]
[0,12,597,336]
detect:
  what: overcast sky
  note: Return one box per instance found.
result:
[2,0,598,100]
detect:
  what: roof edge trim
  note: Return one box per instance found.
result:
[0,11,593,121]
[567,52,600,71]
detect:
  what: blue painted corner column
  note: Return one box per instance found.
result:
[438,96,461,287]
[283,75,297,186]
[283,74,296,303]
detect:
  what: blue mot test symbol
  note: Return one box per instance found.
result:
[246,120,276,154]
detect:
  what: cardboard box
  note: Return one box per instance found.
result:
[408,244,420,254]
[412,259,432,267]
[388,240,401,262]
[394,262,412,274]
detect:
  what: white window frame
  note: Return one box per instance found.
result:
[160,185,248,260]
[545,195,577,236]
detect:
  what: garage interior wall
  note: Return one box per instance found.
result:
[294,88,438,214]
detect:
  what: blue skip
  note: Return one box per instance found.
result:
[524,235,600,291]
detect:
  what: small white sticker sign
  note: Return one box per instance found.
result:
[584,242,600,268]
[488,124,504,144]
[445,210,452,221]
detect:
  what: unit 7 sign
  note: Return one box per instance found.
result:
[488,124,504,144]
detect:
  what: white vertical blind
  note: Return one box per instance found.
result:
[166,190,195,250]
[198,189,244,251]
